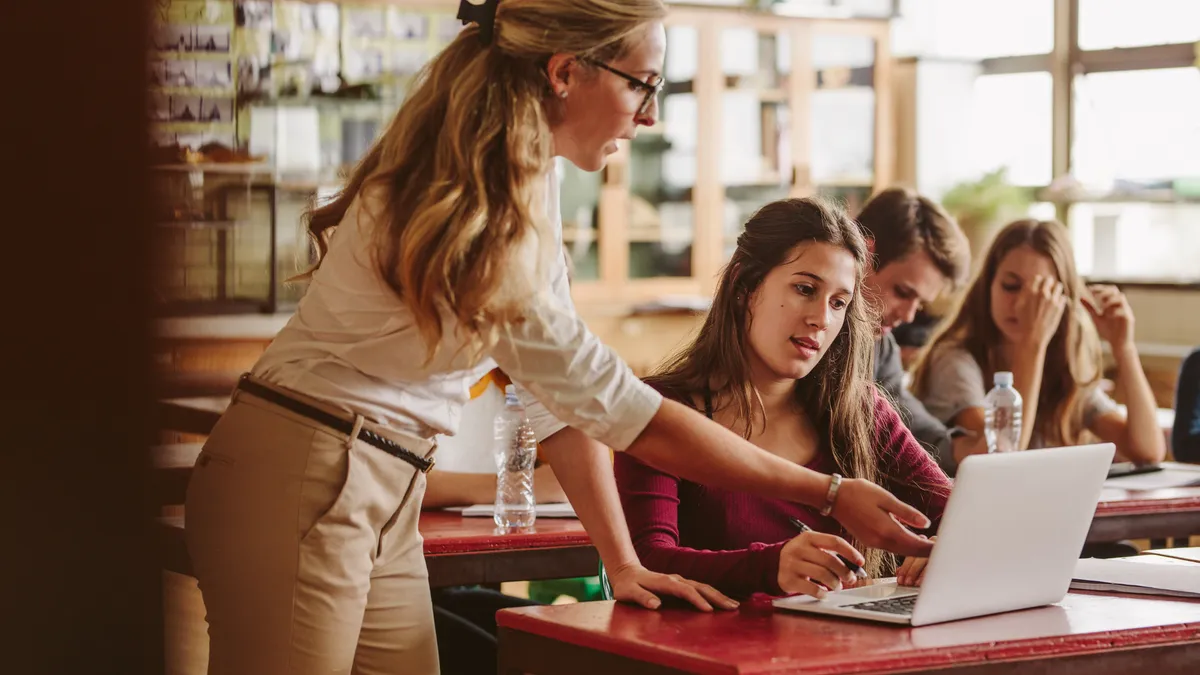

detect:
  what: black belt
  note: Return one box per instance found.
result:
[236,375,435,473]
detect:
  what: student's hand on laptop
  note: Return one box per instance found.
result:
[832,479,934,558]
[896,536,936,587]
[778,531,863,598]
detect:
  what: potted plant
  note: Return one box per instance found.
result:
[940,168,1033,272]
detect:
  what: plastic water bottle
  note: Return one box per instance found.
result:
[493,385,537,529]
[984,371,1023,453]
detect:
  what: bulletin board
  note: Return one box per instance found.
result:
[149,0,461,152]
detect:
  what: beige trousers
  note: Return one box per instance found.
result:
[185,379,440,675]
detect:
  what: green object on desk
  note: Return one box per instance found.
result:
[527,576,604,604]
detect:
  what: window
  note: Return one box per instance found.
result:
[1072,68,1200,187]
[1070,203,1200,282]
[1078,0,1200,50]
[903,1,1198,285]
[891,0,1053,59]
[811,34,877,185]
[970,72,1053,187]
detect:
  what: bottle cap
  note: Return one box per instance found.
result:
[504,384,520,405]
[994,371,1014,387]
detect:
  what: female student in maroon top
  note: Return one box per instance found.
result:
[615,198,952,599]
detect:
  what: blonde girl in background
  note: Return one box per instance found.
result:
[911,219,1165,468]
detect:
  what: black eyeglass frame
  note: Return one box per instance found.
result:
[578,56,664,115]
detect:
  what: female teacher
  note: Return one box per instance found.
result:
[185,1,933,673]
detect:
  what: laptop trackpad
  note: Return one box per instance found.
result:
[823,579,917,607]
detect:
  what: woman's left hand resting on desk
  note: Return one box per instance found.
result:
[606,562,734,611]
[539,426,740,613]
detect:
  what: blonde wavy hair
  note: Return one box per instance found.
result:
[911,219,1103,446]
[299,0,666,362]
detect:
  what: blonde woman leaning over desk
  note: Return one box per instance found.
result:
[183,2,935,674]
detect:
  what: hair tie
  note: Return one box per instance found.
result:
[457,0,501,44]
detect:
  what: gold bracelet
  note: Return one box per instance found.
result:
[819,473,843,516]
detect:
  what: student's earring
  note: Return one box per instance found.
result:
[559,90,568,99]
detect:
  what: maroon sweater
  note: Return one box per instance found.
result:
[614,390,951,597]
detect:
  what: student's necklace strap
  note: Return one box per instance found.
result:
[702,389,714,420]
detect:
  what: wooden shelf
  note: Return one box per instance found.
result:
[154,220,240,230]
[1038,189,1200,205]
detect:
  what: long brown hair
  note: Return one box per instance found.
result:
[647,198,895,574]
[298,0,666,362]
[911,219,1102,446]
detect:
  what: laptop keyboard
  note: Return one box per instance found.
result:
[846,594,918,615]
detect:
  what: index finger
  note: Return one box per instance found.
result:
[884,525,936,558]
[882,492,932,530]
[809,532,865,567]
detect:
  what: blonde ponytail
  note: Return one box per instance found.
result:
[299,0,666,363]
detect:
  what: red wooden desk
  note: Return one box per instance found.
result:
[497,594,1200,675]
[1090,486,1200,543]
[420,510,596,587]
[158,511,596,588]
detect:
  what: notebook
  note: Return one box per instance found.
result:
[1071,557,1200,599]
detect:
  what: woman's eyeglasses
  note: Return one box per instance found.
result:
[579,57,663,116]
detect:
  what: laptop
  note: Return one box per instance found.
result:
[773,443,1115,627]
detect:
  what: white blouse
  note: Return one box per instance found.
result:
[252,172,661,451]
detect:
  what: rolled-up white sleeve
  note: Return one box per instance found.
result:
[492,248,662,451]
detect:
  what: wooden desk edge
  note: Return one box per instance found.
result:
[1096,498,1200,517]
[498,602,1200,675]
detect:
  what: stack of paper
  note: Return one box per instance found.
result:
[453,502,578,519]
[1072,558,1200,599]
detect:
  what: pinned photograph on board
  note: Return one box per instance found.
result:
[314,2,341,38]
[276,0,316,32]
[236,1,273,29]
[389,10,429,40]
[312,38,341,81]
[194,25,232,53]
[149,93,171,122]
[343,47,385,82]
[165,60,197,87]
[195,61,233,88]
[200,97,234,123]
[155,25,193,52]
[170,96,203,122]
[237,57,263,95]
[345,7,386,40]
